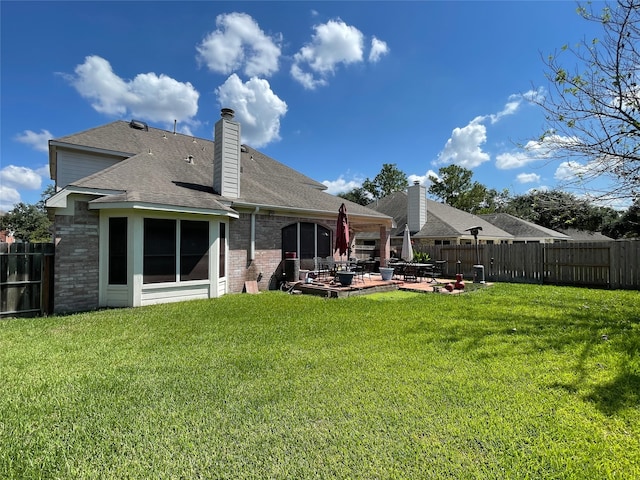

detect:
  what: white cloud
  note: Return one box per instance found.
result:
[408,170,438,186]
[436,90,547,170]
[66,55,199,124]
[322,176,362,195]
[435,117,490,168]
[522,87,545,104]
[291,19,364,89]
[369,37,389,62]
[554,161,591,181]
[216,74,287,148]
[196,12,281,77]
[495,151,537,170]
[496,134,579,170]
[516,172,541,184]
[14,129,52,153]
[0,164,49,211]
[1,165,43,191]
[0,186,21,213]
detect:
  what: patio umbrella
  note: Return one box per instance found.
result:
[335,203,349,258]
[401,224,414,262]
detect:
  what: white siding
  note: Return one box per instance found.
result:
[57,149,124,188]
[141,282,211,306]
[105,286,129,307]
[213,118,240,198]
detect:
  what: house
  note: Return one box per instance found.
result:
[557,228,613,242]
[46,109,393,313]
[356,182,513,258]
[478,213,570,243]
[0,230,15,244]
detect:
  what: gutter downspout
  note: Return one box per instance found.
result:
[250,206,260,260]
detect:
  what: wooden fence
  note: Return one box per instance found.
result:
[416,240,639,289]
[0,242,54,317]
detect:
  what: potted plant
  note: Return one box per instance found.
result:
[336,270,356,286]
[379,260,395,281]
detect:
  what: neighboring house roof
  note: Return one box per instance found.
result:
[479,213,570,241]
[558,228,613,241]
[363,191,513,240]
[49,120,391,227]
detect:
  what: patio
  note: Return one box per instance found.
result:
[283,272,470,298]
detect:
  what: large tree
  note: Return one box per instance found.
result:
[536,0,640,202]
[0,185,54,243]
[428,165,501,214]
[361,163,408,201]
[604,199,640,237]
[500,189,620,232]
[337,187,370,206]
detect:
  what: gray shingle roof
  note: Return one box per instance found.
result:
[365,191,513,240]
[479,213,570,241]
[53,120,391,223]
[557,228,613,241]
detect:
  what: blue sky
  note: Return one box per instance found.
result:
[1,1,609,212]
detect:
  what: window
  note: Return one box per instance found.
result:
[219,222,226,277]
[143,219,212,284]
[144,219,176,284]
[282,222,331,259]
[108,217,127,285]
[181,221,209,281]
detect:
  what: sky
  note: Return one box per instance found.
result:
[1,0,612,213]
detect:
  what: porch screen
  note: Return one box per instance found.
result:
[108,217,127,285]
[180,220,208,281]
[143,219,176,283]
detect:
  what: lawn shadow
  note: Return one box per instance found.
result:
[585,372,640,416]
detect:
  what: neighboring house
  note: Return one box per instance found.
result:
[356,182,513,258]
[46,109,393,313]
[479,213,570,243]
[558,228,613,242]
[0,230,15,244]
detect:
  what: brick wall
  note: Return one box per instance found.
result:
[227,213,334,293]
[53,200,100,313]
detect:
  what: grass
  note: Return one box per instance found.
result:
[1,283,638,479]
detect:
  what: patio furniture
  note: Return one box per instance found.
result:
[404,263,418,282]
[434,260,447,280]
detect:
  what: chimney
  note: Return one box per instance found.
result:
[213,108,241,198]
[407,180,426,233]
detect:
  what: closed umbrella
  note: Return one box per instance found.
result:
[401,224,414,262]
[335,203,349,258]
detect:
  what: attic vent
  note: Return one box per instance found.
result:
[129,119,148,131]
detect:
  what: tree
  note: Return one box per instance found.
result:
[605,199,640,237]
[427,165,500,213]
[362,163,408,200]
[536,0,640,202]
[500,189,620,232]
[0,186,54,242]
[337,187,370,206]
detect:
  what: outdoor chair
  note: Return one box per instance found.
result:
[313,256,329,279]
[404,263,418,282]
[434,260,447,280]
[418,264,435,282]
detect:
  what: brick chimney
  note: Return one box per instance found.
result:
[407,181,426,233]
[213,108,241,198]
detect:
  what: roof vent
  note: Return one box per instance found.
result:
[129,119,148,131]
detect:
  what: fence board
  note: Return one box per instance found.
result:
[1,243,54,317]
[416,240,638,289]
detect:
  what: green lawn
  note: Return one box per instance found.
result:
[1,284,638,479]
